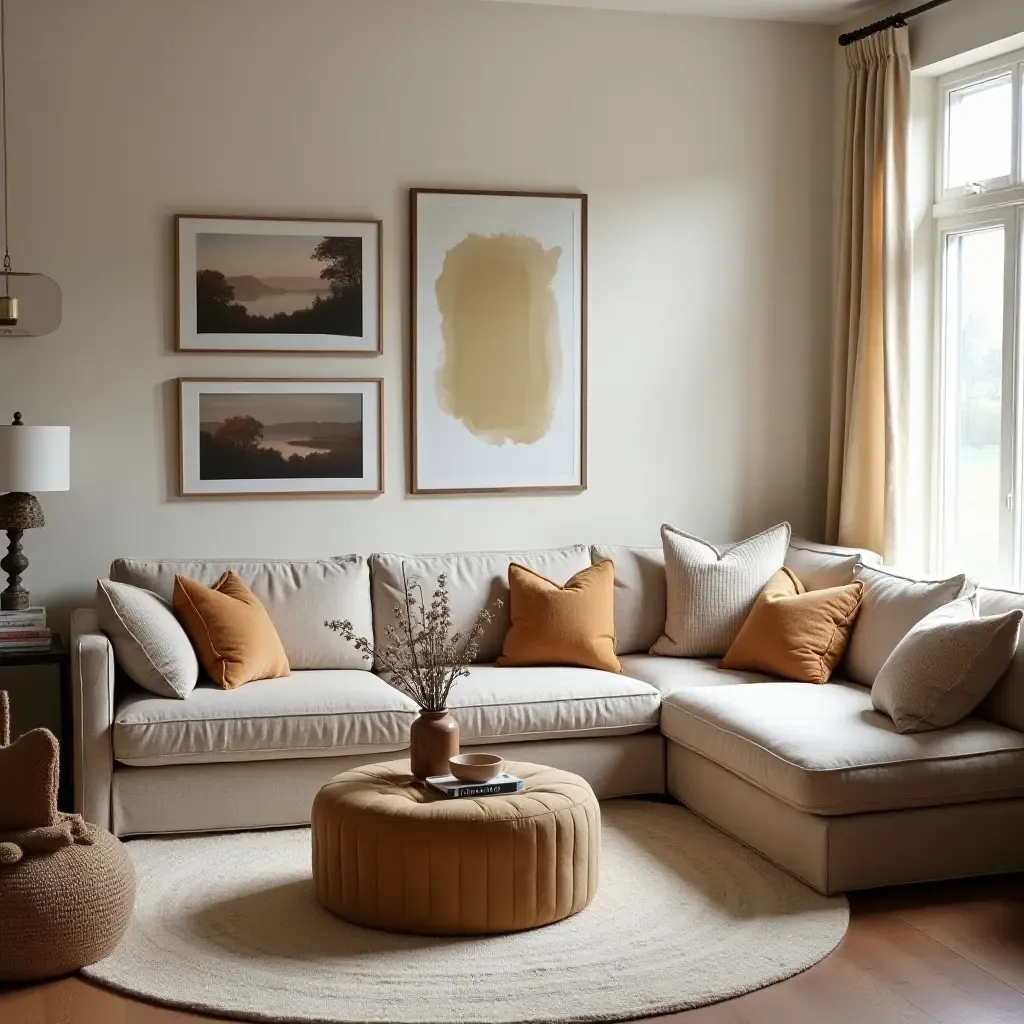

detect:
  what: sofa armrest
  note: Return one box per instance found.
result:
[71,607,115,830]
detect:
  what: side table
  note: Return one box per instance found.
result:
[0,634,73,812]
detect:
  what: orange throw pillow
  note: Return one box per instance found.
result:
[720,567,863,683]
[173,571,290,688]
[497,561,621,673]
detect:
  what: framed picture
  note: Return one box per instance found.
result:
[410,188,587,494]
[176,215,381,353]
[178,378,383,496]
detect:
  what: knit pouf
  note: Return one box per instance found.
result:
[0,828,136,982]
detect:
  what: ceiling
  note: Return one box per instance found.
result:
[483,0,878,24]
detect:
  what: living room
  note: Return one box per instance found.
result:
[1,0,1023,1020]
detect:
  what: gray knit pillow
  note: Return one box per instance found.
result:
[651,522,790,658]
[871,595,1022,733]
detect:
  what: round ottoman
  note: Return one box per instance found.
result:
[0,828,136,982]
[312,760,600,935]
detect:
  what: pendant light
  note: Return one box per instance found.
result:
[0,0,60,337]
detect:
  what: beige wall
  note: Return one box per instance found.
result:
[0,0,834,624]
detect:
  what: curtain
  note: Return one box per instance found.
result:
[826,27,911,563]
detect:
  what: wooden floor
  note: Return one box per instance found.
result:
[2,875,1023,1024]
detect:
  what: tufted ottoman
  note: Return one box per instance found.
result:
[311,760,600,935]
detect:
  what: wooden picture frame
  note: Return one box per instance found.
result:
[178,378,384,497]
[410,188,587,495]
[175,215,382,354]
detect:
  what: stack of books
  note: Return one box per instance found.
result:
[0,607,51,653]
[426,772,525,799]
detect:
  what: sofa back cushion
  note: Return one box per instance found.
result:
[590,545,665,655]
[370,546,592,666]
[977,586,1024,731]
[109,557,371,671]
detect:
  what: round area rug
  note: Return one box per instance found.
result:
[83,801,848,1023]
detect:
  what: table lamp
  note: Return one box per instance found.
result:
[0,412,70,610]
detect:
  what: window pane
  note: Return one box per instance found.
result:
[943,226,1006,585]
[947,74,1013,188]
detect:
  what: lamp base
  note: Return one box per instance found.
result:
[0,528,30,611]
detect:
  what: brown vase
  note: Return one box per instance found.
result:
[409,710,459,780]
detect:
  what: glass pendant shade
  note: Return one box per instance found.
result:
[0,270,61,337]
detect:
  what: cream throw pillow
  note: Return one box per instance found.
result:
[844,564,973,686]
[96,579,199,699]
[871,595,1022,733]
[651,522,791,658]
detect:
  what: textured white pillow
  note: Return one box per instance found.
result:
[871,595,1023,733]
[96,579,199,699]
[844,564,973,686]
[651,522,791,658]
[784,542,863,591]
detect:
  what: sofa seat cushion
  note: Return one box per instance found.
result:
[113,671,417,767]
[661,681,1024,815]
[619,654,773,693]
[447,666,661,745]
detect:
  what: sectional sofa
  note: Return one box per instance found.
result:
[71,538,1024,894]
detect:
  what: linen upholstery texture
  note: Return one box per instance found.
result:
[109,557,370,671]
[827,26,912,563]
[446,665,660,745]
[844,563,972,686]
[721,568,863,683]
[977,586,1024,731]
[784,537,879,591]
[370,546,592,667]
[591,544,666,654]
[872,596,1023,733]
[95,580,198,699]
[311,761,600,934]
[112,671,417,766]
[652,523,791,657]
[667,744,1024,894]
[498,561,620,672]
[619,654,774,694]
[174,572,290,688]
[660,681,1024,815]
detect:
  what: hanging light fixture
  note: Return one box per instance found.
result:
[0,0,60,337]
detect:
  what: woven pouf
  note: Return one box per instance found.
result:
[312,760,600,935]
[0,828,136,982]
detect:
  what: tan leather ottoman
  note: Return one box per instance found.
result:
[311,759,600,934]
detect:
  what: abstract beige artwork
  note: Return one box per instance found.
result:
[411,190,586,494]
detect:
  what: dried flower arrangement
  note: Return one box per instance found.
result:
[326,571,502,713]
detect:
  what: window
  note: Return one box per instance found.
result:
[934,53,1024,587]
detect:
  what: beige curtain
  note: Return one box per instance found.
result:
[827,27,911,562]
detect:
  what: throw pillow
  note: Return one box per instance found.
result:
[784,540,864,591]
[497,560,620,672]
[651,522,791,658]
[95,579,198,699]
[173,571,290,688]
[871,595,1023,733]
[720,568,864,683]
[844,564,974,686]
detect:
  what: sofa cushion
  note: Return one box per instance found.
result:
[619,654,773,693]
[447,666,661,745]
[370,546,592,667]
[660,681,1024,815]
[110,557,371,671]
[978,586,1024,732]
[113,670,416,767]
[590,545,665,655]
[784,538,880,591]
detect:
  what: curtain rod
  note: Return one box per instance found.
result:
[838,0,954,47]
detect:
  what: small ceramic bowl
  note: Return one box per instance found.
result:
[448,752,504,783]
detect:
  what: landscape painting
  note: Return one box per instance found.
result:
[176,217,381,353]
[179,379,383,495]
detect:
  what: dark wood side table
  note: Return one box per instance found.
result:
[0,634,73,812]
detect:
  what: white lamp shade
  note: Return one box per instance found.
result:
[0,425,71,492]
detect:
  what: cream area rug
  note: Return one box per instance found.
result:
[83,801,848,1023]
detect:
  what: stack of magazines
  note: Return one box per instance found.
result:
[425,772,525,799]
[0,607,51,652]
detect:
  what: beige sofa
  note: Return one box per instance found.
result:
[71,540,1024,894]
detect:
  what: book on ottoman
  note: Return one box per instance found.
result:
[425,773,524,799]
